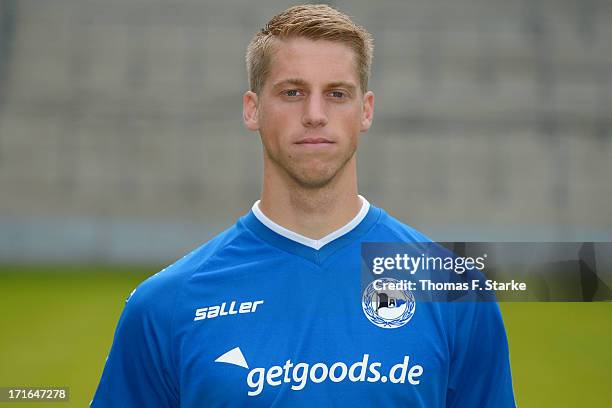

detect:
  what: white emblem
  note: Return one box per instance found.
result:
[362,278,416,329]
[215,347,249,369]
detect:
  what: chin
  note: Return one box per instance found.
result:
[273,152,355,189]
[293,176,334,189]
[289,167,339,189]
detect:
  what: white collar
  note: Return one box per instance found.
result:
[251,195,370,250]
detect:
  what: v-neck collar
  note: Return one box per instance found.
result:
[240,196,381,265]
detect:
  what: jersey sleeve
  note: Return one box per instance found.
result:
[446,300,516,408]
[90,272,180,407]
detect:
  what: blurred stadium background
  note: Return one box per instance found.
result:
[0,0,610,406]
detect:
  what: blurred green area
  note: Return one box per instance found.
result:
[0,266,610,407]
[0,266,153,408]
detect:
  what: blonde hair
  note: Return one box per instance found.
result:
[246,4,374,94]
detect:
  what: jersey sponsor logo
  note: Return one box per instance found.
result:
[193,300,264,321]
[362,278,416,328]
[215,348,424,397]
[215,347,249,369]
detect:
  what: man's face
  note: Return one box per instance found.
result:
[244,37,374,189]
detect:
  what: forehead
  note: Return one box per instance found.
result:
[266,37,359,87]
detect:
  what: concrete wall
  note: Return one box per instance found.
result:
[1,0,611,263]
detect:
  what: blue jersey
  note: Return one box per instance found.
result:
[92,199,515,407]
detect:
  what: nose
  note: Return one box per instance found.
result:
[302,94,328,128]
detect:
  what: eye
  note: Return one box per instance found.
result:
[283,89,303,97]
[329,90,347,98]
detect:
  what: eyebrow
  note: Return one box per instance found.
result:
[271,78,358,93]
[327,81,357,93]
[271,78,308,91]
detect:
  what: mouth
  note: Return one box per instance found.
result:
[295,137,334,145]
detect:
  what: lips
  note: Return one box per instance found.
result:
[295,137,334,144]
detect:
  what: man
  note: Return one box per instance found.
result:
[92,4,515,407]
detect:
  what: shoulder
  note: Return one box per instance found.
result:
[125,222,249,315]
[369,205,433,243]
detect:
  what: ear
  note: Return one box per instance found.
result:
[360,90,375,132]
[243,91,260,131]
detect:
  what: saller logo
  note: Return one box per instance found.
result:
[194,300,263,321]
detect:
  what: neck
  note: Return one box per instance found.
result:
[258,157,362,240]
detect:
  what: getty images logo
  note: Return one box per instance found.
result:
[215,347,424,396]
